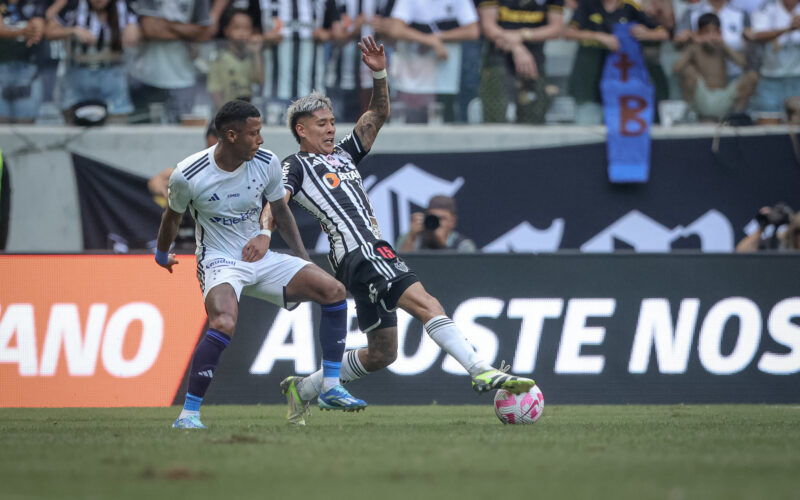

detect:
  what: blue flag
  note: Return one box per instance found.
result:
[600,23,654,183]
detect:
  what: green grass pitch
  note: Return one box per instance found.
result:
[2,405,799,500]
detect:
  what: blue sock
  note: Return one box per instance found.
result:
[184,328,231,410]
[319,300,347,391]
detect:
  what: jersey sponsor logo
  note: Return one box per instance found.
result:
[209,207,261,226]
[0,255,205,407]
[322,170,361,189]
[323,170,362,190]
[204,257,236,269]
[324,173,341,189]
[227,193,240,198]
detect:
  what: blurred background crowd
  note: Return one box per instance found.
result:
[1,0,799,126]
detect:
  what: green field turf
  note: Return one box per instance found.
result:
[1,405,799,500]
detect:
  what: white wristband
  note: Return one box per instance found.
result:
[372,69,387,79]
[259,228,272,238]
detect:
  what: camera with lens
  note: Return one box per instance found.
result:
[423,213,440,231]
[756,203,794,230]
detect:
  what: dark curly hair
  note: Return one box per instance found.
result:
[214,100,261,137]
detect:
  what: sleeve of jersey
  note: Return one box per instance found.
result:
[264,156,289,202]
[281,157,304,198]
[338,131,368,165]
[167,168,191,214]
[456,0,479,25]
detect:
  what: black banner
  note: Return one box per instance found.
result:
[73,134,800,253]
[72,153,163,251]
[279,133,800,253]
[192,253,800,405]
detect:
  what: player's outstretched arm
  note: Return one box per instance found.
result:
[354,35,389,152]
[155,207,183,273]
[269,197,311,261]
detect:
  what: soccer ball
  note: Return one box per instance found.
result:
[493,385,544,425]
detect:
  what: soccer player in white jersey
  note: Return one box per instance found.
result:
[155,100,367,429]
[268,36,536,425]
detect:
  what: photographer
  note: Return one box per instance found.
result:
[736,204,800,252]
[396,195,477,253]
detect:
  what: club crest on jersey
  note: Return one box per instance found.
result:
[326,154,341,167]
[394,260,409,272]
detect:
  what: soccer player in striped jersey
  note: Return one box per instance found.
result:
[270,36,535,425]
[155,100,366,429]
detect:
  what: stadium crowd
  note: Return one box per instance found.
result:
[1,0,799,126]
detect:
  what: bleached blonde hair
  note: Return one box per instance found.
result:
[286,91,334,144]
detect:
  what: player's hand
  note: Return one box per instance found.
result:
[158,253,180,274]
[358,35,386,71]
[242,234,270,262]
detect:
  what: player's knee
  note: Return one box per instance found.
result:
[209,313,236,336]
[320,279,346,304]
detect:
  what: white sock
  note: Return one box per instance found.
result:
[296,350,369,400]
[296,372,322,401]
[425,316,490,377]
[178,409,199,419]
[340,350,369,382]
[322,377,338,392]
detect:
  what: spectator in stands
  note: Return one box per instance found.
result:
[387,0,480,123]
[207,9,263,111]
[396,195,477,252]
[259,0,343,105]
[0,0,45,124]
[325,0,394,122]
[746,0,800,115]
[130,0,217,123]
[675,0,750,79]
[673,13,757,119]
[564,0,668,125]
[45,0,139,124]
[477,0,564,124]
[640,0,673,120]
[736,204,800,252]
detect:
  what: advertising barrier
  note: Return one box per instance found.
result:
[203,253,800,406]
[0,255,205,407]
[2,253,798,406]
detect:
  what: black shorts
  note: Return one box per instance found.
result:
[335,240,419,333]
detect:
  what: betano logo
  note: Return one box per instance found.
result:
[0,255,206,407]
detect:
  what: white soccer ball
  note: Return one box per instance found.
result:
[493,385,544,425]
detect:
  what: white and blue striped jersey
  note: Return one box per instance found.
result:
[282,131,379,268]
[168,145,286,264]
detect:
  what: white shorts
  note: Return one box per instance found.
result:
[198,250,309,308]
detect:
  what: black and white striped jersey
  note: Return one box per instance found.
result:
[282,131,380,267]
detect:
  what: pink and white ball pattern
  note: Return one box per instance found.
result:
[493,385,544,425]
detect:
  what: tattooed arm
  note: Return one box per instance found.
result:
[354,36,389,152]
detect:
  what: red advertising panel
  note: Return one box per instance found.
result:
[0,255,206,407]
